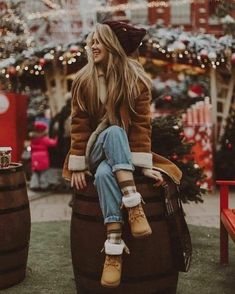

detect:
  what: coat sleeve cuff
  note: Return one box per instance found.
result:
[68,155,87,171]
[131,152,153,168]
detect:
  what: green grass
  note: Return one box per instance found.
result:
[177,226,235,294]
[2,221,76,294]
[1,222,235,294]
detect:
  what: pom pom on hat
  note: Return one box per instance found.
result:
[34,121,48,132]
[103,20,146,55]
[188,84,203,98]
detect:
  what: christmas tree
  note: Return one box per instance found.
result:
[26,88,50,131]
[215,105,235,180]
[215,1,235,18]
[151,75,209,110]
[151,115,206,203]
[0,0,33,59]
[0,0,34,90]
[215,1,235,37]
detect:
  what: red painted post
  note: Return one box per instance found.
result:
[219,184,229,265]
[217,181,235,265]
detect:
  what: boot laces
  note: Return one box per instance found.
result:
[104,255,121,271]
[128,204,145,223]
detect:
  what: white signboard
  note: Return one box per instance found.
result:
[0,94,10,114]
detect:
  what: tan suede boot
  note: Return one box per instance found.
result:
[101,255,122,288]
[101,240,129,288]
[128,203,152,238]
[122,192,152,238]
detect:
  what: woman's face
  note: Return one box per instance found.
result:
[91,32,109,66]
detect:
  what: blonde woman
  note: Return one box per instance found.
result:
[63,21,182,288]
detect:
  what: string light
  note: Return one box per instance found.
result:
[27,9,65,20]
[148,40,229,69]
[42,0,61,10]
[1,21,232,81]
[7,8,32,47]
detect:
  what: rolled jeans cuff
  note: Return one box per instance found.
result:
[104,216,124,224]
[111,163,135,173]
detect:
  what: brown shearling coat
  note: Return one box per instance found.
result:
[62,81,182,184]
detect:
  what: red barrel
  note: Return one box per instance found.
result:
[71,177,180,294]
[0,163,31,290]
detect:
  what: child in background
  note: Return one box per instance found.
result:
[29,121,57,191]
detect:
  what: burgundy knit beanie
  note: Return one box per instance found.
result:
[103,20,146,55]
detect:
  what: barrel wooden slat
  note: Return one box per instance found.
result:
[71,177,179,294]
[0,163,31,290]
[0,189,28,211]
[77,273,178,294]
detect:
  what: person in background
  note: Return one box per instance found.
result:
[29,121,57,191]
[47,94,72,191]
[49,93,71,169]
[60,94,72,162]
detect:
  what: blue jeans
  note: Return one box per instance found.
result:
[89,125,135,224]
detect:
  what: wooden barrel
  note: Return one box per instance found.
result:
[0,163,31,290]
[71,177,180,294]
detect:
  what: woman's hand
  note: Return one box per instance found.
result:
[71,170,91,190]
[142,168,165,187]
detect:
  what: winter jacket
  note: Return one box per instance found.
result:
[63,78,182,184]
[31,133,57,171]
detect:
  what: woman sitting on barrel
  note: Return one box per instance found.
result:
[63,21,182,288]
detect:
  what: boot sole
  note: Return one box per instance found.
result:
[132,229,152,239]
[101,280,120,288]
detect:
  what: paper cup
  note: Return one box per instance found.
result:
[0,147,12,169]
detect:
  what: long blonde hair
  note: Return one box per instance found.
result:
[72,23,152,125]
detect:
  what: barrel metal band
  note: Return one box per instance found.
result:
[0,182,26,192]
[0,164,23,174]
[72,212,103,222]
[0,263,26,275]
[72,209,180,223]
[74,193,167,203]
[0,243,29,256]
[0,203,29,215]
[76,268,177,282]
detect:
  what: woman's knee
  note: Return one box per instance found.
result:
[106,125,124,137]
[104,126,128,147]
[94,161,113,184]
